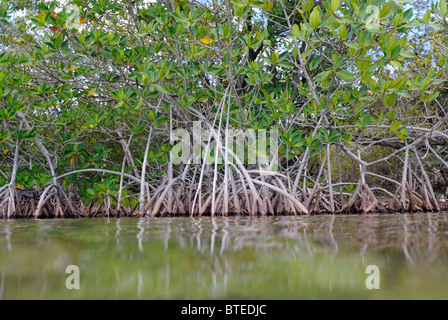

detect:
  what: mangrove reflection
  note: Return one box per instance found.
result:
[0,214,447,299]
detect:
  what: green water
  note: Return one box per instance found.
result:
[0,213,447,300]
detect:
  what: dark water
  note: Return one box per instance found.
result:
[0,213,448,299]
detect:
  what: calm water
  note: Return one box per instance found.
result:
[0,213,447,300]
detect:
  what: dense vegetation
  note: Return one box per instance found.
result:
[1,0,447,218]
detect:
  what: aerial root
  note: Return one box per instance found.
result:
[0,178,442,219]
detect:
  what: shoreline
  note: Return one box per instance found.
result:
[1,208,446,220]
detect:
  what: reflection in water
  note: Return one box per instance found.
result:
[303,223,312,257]
[138,271,143,299]
[328,215,338,257]
[164,220,171,252]
[115,270,120,299]
[360,244,368,266]
[165,265,170,296]
[0,213,447,299]
[220,218,229,256]
[0,272,4,300]
[193,218,203,253]
[427,213,439,264]
[137,219,145,253]
[402,214,415,266]
[116,218,121,248]
[5,223,11,252]
[211,218,217,255]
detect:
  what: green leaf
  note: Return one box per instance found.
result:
[264,3,273,11]
[310,7,321,29]
[423,9,431,24]
[339,24,348,39]
[393,13,403,27]
[272,51,279,65]
[420,78,431,90]
[314,71,331,82]
[383,94,395,107]
[331,0,340,12]
[363,114,371,126]
[292,24,300,37]
[441,0,447,16]
[208,64,223,75]
[337,70,355,81]
[389,120,402,133]
[397,92,412,99]
[377,112,384,125]
[302,0,314,12]
[380,3,391,19]
[153,84,171,95]
[279,61,295,68]
[137,31,148,37]
[342,15,357,24]
[386,110,396,121]
[399,51,416,58]
[397,127,408,140]
[142,73,149,85]
[309,55,322,70]
[344,41,361,50]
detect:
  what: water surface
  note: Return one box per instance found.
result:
[1,213,448,299]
